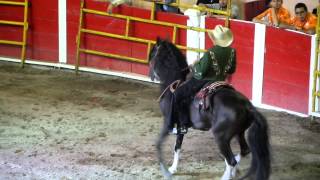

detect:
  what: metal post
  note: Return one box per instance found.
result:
[147,42,152,62]
[21,0,29,68]
[125,17,130,37]
[172,26,177,44]
[312,6,320,112]
[225,0,231,27]
[76,0,85,74]
[151,2,155,20]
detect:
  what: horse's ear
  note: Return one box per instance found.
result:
[156,37,161,44]
[164,35,171,44]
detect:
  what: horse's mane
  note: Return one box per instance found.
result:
[162,40,187,68]
[149,38,190,85]
[157,39,189,74]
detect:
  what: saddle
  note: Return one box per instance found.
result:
[195,81,234,110]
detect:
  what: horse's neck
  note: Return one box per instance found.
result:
[160,80,174,92]
[160,74,184,92]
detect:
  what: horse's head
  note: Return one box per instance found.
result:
[148,38,163,82]
[148,37,189,83]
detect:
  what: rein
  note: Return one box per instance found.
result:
[155,66,189,102]
[157,80,181,102]
[181,66,190,72]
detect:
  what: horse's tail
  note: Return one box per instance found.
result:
[242,108,271,180]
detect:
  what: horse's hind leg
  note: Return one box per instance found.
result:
[237,132,250,157]
[215,133,240,180]
[168,134,184,174]
[223,132,250,179]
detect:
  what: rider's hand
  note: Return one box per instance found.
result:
[145,0,163,2]
[197,3,206,8]
[107,4,113,14]
[226,75,233,83]
[192,60,199,66]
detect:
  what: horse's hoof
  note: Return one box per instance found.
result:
[168,166,177,174]
[240,149,250,157]
[235,154,241,163]
[160,163,172,179]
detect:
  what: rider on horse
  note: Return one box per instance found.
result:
[170,24,237,134]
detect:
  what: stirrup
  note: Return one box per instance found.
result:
[178,127,188,134]
[169,128,178,135]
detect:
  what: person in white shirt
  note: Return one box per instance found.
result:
[198,0,240,19]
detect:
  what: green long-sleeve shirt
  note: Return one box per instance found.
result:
[193,45,236,81]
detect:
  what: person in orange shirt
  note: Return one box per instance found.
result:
[288,3,317,34]
[253,0,291,27]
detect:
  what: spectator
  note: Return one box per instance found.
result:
[106,0,131,13]
[196,0,219,5]
[312,8,317,17]
[105,0,179,14]
[287,3,317,34]
[198,0,240,19]
[253,0,290,27]
[157,0,181,14]
[312,0,320,17]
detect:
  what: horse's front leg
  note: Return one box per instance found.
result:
[156,124,172,178]
[168,134,184,174]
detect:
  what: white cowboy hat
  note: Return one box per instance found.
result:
[208,25,234,47]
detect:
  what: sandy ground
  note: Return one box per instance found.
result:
[0,61,320,180]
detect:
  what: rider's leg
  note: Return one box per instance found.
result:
[174,78,210,134]
[173,89,188,134]
[167,93,179,134]
[173,79,196,134]
[168,95,175,131]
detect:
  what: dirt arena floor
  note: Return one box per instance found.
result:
[0,61,320,180]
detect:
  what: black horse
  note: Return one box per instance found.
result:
[149,38,271,180]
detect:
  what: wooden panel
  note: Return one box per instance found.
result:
[0,0,59,62]
[67,1,187,75]
[263,27,311,114]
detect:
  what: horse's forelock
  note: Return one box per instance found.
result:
[150,39,188,75]
[149,44,157,63]
[162,41,186,68]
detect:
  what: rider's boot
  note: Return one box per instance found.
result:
[177,114,188,134]
[178,126,188,134]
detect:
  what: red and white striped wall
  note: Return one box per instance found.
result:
[0,0,317,117]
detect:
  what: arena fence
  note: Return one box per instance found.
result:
[75,0,232,73]
[0,0,29,67]
[312,6,320,112]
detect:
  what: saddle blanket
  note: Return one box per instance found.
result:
[196,81,234,110]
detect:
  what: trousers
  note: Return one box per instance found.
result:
[169,77,211,129]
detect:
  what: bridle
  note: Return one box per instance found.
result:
[181,66,190,72]
[149,44,161,69]
[149,42,191,101]
[150,43,189,73]
[157,80,182,102]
